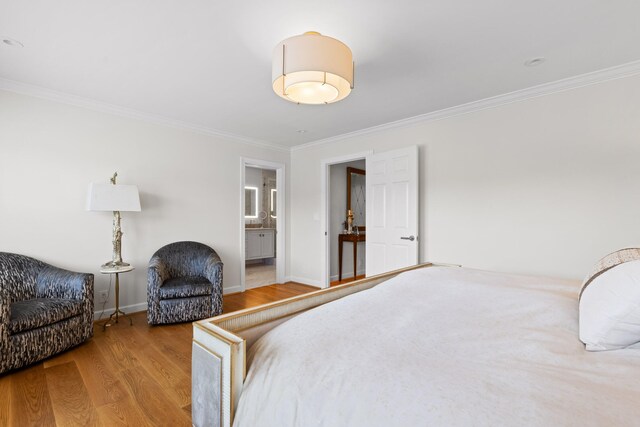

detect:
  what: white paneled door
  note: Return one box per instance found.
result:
[366,146,419,276]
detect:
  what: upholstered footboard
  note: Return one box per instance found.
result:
[191,262,447,427]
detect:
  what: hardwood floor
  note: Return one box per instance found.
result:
[0,282,317,426]
[330,274,365,286]
[223,282,317,312]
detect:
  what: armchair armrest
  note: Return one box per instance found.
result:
[147,256,170,325]
[204,252,223,290]
[0,285,8,368]
[148,256,170,301]
[36,265,94,301]
[148,256,170,286]
[0,284,9,330]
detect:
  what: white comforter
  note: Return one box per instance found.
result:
[233,267,640,427]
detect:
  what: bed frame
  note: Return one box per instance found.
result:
[191,262,444,427]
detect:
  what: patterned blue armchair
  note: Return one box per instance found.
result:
[0,252,94,374]
[147,241,223,325]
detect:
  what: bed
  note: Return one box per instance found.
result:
[192,263,640,427]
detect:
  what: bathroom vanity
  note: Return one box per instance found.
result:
[245,228,276,260]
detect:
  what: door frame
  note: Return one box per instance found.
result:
[240,157,286,292]
[320,151,373,288]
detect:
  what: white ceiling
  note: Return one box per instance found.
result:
[2,0,640,148]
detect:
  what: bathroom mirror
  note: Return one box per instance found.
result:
[346,167,366,231]
[270,189,277,218]
[245,186,258,218]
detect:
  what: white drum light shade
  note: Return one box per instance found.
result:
[272,32,354,105]
[86,183,141,212]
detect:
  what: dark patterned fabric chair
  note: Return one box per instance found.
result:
[147,241,223,325]
[0,252,94,374]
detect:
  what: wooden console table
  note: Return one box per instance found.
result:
[338,233,366,281]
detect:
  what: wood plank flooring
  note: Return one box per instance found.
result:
[223,282,318,312]
[330,274,365,286]
[0,282,317,426]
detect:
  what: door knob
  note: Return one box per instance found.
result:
[400,235,415,241]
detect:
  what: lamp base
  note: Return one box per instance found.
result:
[101,260,131,269]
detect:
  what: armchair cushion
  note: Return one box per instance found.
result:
[9,298,84,334]
[160,276,213,299]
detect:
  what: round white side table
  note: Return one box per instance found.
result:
[99,265,134,330]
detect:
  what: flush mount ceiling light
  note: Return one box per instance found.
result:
[272,31,354,105]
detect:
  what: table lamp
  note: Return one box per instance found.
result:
[87,172,141,269]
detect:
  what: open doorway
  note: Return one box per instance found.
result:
[325,158,367,287]
[245,166,276,288]
[240,158,285,291]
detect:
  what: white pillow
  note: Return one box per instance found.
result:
[579,249,640,351]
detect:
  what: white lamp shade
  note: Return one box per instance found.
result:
[86,183,141,212]
[272,32,354,105]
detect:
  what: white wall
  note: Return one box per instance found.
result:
[0,89,290,314]
[329,160,366,280]
[4,72,640,313]
[291,74,640,283]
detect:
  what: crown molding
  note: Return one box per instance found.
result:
[292,59,640,151]
[4,59,640,154]
[0,78,291,153]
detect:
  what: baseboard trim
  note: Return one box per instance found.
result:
[244,282,271,290]
[223,285,243,295]
[329,269,366,282]
[91,280,323,315]
[288,276,323,288]
[94,302,148,320]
